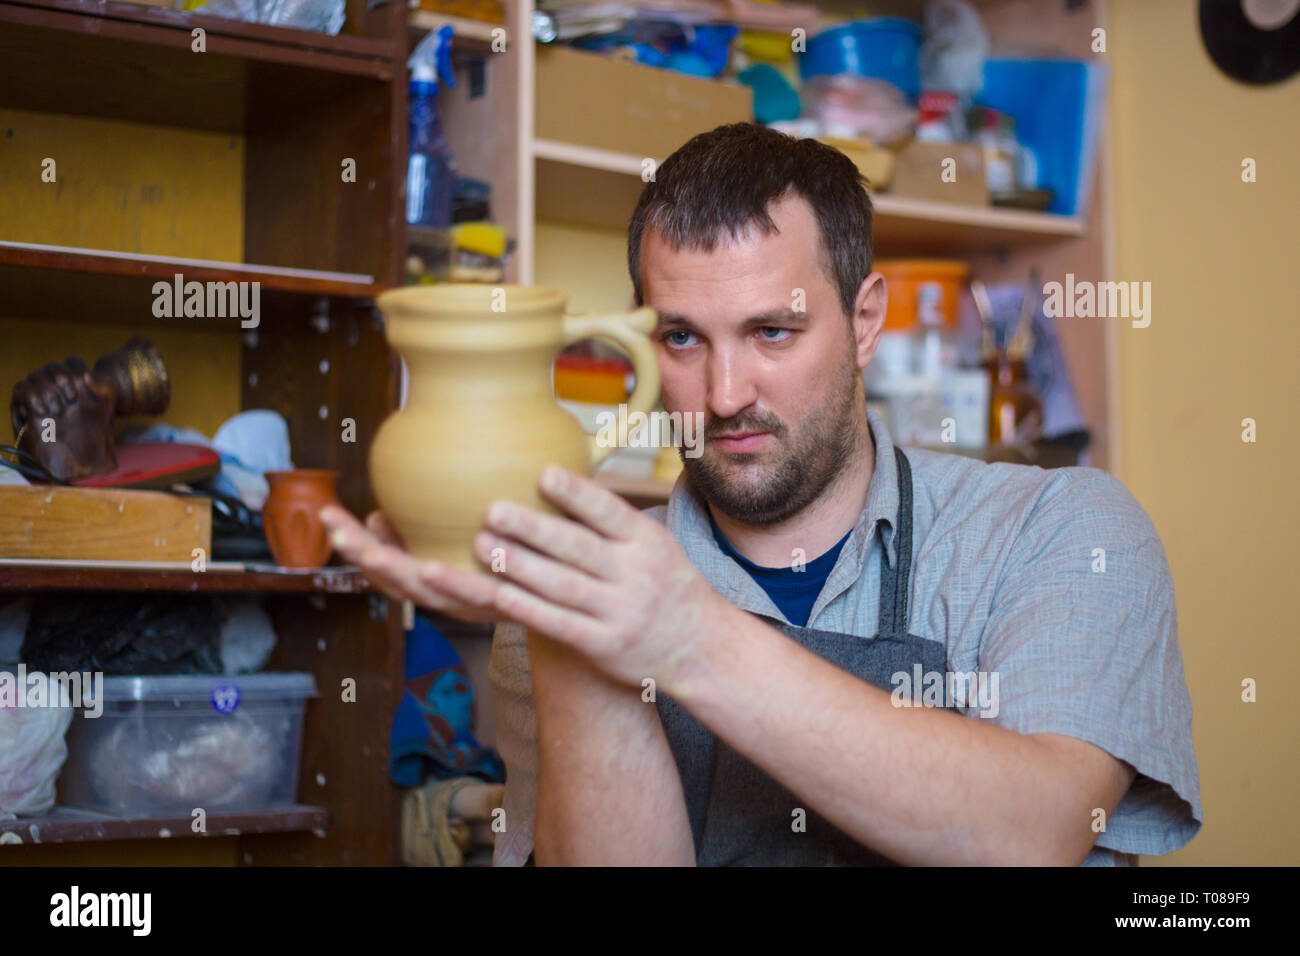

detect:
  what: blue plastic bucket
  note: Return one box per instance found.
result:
[799,18,923,100]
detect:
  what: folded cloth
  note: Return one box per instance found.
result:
[402,775,485,867]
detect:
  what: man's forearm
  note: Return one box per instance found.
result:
[527,629,695,865]
[669,604,1123,865]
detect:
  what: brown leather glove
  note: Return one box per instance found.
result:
[10,356,119,481]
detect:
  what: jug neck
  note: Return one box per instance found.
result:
[402,342,560,409]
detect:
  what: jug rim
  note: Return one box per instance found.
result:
[376,283,569,317]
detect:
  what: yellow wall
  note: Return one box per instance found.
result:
[535,220,633,314]
[0,319,241,443]
[1,108,243,442]
[1108,0,1300,864]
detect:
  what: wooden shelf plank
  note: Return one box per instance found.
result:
[871,194,1083,252]
[534,137,648,176]
[534,141,1084,254]
[0,0,396,70]
[0,805,328,844]
[0,562,373,593]
[0,241,380,298]
[409,8,502,48]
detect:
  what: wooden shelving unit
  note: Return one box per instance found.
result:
[0,0,409,866]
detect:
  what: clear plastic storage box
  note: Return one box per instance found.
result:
[59,672,318,816]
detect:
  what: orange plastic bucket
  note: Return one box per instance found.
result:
[875,259,970,330]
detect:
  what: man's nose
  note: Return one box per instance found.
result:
[706,347,758,420]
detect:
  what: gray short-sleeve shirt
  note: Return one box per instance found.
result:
[488,408,1202,865]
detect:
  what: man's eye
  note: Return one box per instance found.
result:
[758,327,792,342]
[663,329,697,348]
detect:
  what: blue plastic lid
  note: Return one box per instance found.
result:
[801,16,923,96]
[815,17,922,41]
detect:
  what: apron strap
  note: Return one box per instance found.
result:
[877,447,914,638]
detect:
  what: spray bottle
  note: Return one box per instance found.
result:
[406,25,457,229]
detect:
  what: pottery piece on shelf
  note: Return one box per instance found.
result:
[370,284,660,571]
[263,469,341,568]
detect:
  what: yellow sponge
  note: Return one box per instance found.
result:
[451,222,507,258]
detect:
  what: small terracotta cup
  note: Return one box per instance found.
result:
[262,469,341,568]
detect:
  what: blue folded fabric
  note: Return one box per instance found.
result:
[390,612,504,787]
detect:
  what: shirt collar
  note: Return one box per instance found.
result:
[665,405,903,598]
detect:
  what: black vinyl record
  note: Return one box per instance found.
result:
[1199,0,1300,85]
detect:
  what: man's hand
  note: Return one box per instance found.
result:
[319,507,503,624]
[471,464,728,690]
[322,464,729,691]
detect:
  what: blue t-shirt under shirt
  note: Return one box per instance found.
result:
[708,513,853,628]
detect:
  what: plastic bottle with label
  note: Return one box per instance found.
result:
[911,281,959,380]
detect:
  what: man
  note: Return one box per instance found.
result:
[323,123,1201,866]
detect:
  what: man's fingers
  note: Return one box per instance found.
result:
[321,504,501,623]
[482,500,612,580]
[473,531,609,615]
[416,560,501,613]
[323,508,421,599]
[492,580,605,656]
[359,543,456,608]
[534,465,639,540]
[365,510,406,548]
[319,503,371,548]
[321,505,404,550]
[352,537,496,620]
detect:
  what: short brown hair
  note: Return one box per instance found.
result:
[627,123,873,317]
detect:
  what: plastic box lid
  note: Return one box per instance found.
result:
[97,672,319,703]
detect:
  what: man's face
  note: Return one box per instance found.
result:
[640,193,885,526]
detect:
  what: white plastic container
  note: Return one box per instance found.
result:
[937,369,991,449]
[59,672,317,816]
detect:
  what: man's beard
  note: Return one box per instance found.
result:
[681,356,863,526]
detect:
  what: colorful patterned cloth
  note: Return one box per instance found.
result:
[390,613,503,787]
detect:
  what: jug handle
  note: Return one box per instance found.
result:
[561,307,661,468]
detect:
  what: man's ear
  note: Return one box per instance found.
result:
[851,272,888,371]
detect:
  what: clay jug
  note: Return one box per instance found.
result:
[370,284,660,571]
[264,469,341,568]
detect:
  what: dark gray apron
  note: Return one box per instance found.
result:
[657,448,950,865]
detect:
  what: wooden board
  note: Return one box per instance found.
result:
[535,45,751,161]
[886,141,988,207]
[0,485,210,562]
[0,805,329,845]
